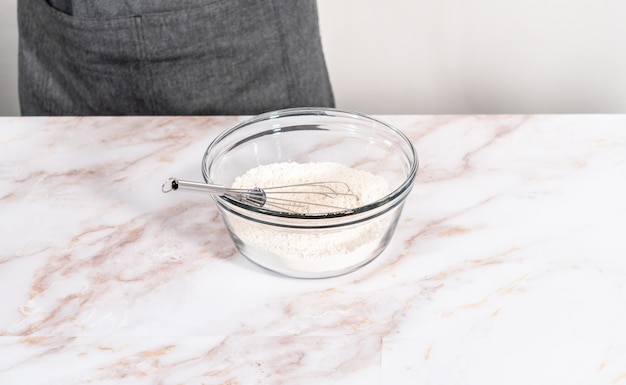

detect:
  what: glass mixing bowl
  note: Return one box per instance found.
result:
[202,108,418,278]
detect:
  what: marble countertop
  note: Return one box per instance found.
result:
[2,114,626,384]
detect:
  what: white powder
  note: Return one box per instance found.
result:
[227,162,396,276]
[232,162,389,214]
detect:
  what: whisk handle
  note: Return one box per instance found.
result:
[161,178,227,195]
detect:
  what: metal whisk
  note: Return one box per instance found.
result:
[161,178,359,213]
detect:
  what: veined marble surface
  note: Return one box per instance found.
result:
[1,115,626,384]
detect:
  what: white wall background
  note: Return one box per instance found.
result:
[0,0,18,115]
[1,0,625,116]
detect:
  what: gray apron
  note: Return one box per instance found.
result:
[18,0,335,115]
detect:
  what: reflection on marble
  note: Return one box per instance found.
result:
[2,115,626,384]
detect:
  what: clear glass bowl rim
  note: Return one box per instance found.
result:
[201,107,419,221]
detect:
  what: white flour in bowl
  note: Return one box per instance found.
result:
[226,162,396,275]
[231,161,389,214]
